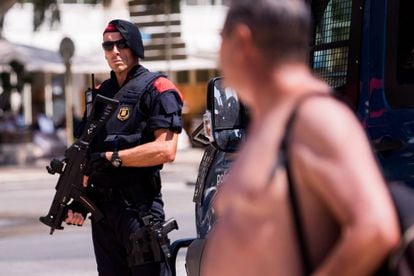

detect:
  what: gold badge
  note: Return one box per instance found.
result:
[117,107,130,121]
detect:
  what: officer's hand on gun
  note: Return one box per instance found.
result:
[65,209,85,226]
[65,151,110,226]
[65,201,88,226]
[83,152,112,177]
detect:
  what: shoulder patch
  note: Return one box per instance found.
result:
[153,77,183,100]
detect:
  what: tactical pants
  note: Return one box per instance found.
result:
[91,196,171,276]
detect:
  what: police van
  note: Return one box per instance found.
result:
[170,0,414,274]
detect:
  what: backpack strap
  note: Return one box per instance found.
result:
[275,93,332,275]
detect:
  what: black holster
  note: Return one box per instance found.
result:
[128,224,164,266]
[128,215,178,267]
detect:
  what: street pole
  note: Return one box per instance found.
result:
[59,37,75,146]
[164,0,172,77]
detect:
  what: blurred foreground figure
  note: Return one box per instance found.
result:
[201,0,400,275]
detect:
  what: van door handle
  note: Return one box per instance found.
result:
[372,136,403,153]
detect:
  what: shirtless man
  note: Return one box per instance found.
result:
[201,0,400,275]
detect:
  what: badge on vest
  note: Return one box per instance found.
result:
[117,106,130,121]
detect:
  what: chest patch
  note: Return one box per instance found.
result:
[117,106,130,121]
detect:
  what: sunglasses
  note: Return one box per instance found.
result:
[102,39,128,51]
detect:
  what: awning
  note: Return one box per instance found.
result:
[0,39,65,73]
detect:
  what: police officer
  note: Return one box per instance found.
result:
[65,19,183,276]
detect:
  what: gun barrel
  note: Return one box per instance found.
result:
[39,214,64,235]
[39,201,67,235]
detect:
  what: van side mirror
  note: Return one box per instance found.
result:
[205,77,247,152]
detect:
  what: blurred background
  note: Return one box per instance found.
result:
[0,0,229,165]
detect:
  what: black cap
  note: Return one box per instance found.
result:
[104,19,145,59]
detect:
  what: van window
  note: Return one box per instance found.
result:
[311,0,353,89]
[385,0,414,107]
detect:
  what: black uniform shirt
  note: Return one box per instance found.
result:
[89,65,183,189]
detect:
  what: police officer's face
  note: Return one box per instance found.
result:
[103,32,137,74]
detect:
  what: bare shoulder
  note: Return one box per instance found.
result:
[293,95,368,156]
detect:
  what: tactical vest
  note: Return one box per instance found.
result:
[102,70,165,151]
[89,70,166,195]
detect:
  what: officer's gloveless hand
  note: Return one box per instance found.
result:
[84,152,111,176]
[65,200,88,226]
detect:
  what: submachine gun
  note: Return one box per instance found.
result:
[39,92,119,235]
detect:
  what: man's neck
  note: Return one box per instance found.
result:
[248,63,326,119]
[114,63,140,87]
[115,71,128,87]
